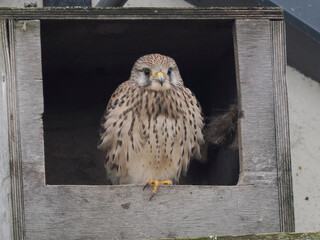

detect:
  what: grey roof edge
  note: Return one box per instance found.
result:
[255,0,320,43]
[256,0,320,82]
[186,0,320,82]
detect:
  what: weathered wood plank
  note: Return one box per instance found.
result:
[6,19,25,240]
[271,20,295,232]
[233,19,277,185]
[14,20,44,168]
[13,20,44,240]
[23,182,280,240]
[0,7,283,20]
[0,19,13,240]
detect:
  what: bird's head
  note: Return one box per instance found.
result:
[130,54,183,91]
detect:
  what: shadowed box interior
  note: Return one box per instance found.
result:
[41,19,239,185]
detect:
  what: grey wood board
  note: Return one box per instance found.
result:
[234,19,277,185]
[0,7,283,20]
[14,20,43,239]
[0,19,13,240]
[14,21,44,168]
[7,19,25,240]
[23,183,280,240]
[271,20,295,232]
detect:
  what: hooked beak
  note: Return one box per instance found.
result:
[154,72,165,86]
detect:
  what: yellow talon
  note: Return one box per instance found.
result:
[143,180,172,200]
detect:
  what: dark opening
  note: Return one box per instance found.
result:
[41,19,239,185]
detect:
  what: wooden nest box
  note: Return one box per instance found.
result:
[0,7,294,239]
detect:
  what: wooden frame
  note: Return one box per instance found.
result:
[0,8,294,239]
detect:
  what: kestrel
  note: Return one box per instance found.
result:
[98,54,204,199]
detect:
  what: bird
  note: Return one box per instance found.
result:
[98,53,204,199]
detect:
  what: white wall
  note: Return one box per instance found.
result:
[287,66,320,232]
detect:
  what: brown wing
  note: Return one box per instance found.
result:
[98,80,141,184]
[173,86,204,176]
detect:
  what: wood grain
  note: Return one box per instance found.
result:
[0,19,13,240]
[24,182,280,239]
[271,20,295,232]
[13,20,44,240]
[233,19,277,186]
[6,19,26,240]
[0,7,283,20]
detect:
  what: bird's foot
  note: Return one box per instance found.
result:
[143,180,172,200]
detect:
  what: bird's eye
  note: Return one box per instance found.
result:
[167,67,173,75]
[143,68,151,76]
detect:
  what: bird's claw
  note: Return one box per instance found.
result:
[143,180,172,200]
[143,180,153,191]
[149,193,156,201]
